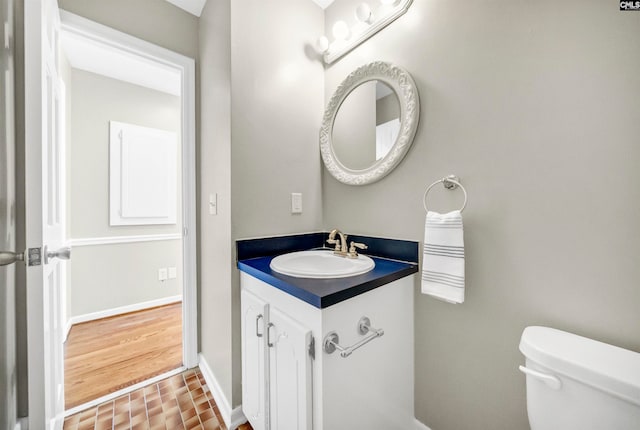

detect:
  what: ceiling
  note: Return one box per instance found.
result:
[164,0,207,16]
[164,0,334,16]
[310,0,336,8]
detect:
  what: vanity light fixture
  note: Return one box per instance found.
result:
[355,3,374,24]
[315,0,413,64]
[316,35,330,54]
[332,20,351,40]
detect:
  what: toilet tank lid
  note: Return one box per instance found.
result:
[519,326,640,406]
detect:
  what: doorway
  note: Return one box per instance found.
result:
[58,11,197,414]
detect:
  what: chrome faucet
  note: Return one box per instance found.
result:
[327,229,348,255]
[327,229,368,258]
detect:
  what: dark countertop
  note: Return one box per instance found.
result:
[238,253,418,309]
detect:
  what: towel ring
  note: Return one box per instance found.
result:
[423,175,468,213]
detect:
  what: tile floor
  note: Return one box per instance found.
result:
[63,368,253,430]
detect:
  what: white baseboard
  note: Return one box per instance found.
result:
[229,406,248,430]
[65,295,182,340]
[63,317,73,343]
[15,417,28,430]
[415,418,432,430]
[198,353,247,430]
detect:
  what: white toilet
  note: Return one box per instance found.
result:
[519,326,640,430]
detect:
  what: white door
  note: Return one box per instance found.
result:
[0,0,17,428]
[268,308,313,430]
[25,0,67,428]
[241,289,268,430]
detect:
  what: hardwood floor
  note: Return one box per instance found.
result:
[64,302,183,409]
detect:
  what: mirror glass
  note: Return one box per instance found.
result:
[320,61,419,186]
[332,81,401,171]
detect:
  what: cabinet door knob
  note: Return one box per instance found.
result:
[267,323,275,347]
[256,314,263,338]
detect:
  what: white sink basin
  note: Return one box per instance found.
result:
[270,250,375,279]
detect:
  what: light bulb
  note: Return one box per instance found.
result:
[355,3,373,24]
[315,36,330,54]
[332,20,351,40]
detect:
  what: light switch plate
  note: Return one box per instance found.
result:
[158,268,168,281]
[291,193,302,214]
[168,267,177,279]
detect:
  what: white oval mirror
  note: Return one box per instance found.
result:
[320,61,420,185]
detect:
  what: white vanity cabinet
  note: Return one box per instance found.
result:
[240,270,415,430]
[240,289,313,430]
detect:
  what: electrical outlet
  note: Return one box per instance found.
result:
[168,267,177,279]
[158,268,168,281]
[291,192,302,214]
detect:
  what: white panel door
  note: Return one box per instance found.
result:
[241,290,268,430]
[25,0,67,428]
[0,0,17,428]
[268,308,313,430]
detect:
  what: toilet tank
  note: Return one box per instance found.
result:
[519,326,640,430]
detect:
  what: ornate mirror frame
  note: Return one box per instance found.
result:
[320,61,420,186]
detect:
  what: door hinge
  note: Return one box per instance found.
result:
[308,336,315,360]
[27,247,42,266]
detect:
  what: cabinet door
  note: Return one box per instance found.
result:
[268,307,313,430]
[241,290,268,430]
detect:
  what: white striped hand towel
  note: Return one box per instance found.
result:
[421,210,465,303]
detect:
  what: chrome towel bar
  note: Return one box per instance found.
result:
[323,316,384,358]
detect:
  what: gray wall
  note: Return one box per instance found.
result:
[198,0,234,406]
[67,69,182,317]
[323,1,640,429]
[229,0,324,240]
[199,0,325,407]
[68,69,182,239]
[70,242,183,316]
[229,0,324,406]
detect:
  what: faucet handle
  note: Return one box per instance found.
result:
[326,238,341,251]
[348,241,368,258]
